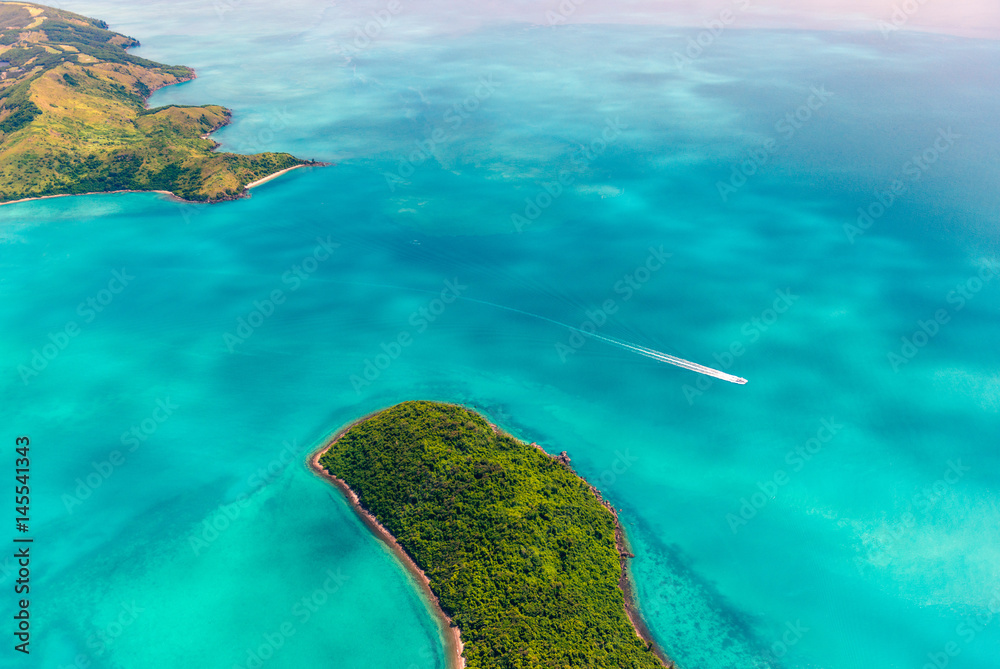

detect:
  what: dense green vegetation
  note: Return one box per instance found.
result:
[319,401,665,669]
[0,2,311,203]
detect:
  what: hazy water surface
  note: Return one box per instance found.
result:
[2,2,999,668]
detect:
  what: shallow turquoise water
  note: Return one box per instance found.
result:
[2,2,999,668]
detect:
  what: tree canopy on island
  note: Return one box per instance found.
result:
[319,401,666,669]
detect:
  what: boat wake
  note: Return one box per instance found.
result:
[583,330,748,385]
[309,279,748,385]
[462,297,749,385]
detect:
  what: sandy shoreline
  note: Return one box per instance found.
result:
[307,411,466,669]
[0,189,181,208]
[0,25,315,210]
[245,164,305,189]
[309,404,672,668]
[0,165,311,208]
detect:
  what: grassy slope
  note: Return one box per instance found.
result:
[319,401,664,669]
[0,1,308,203]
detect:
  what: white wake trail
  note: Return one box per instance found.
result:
[583,331,748,385]
[459,297,749,385]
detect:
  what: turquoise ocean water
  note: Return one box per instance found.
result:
[2,2,999,668]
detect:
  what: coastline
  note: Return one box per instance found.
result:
[0,164,314,208]
[246,164,306,189]
[0,8,325,209]
[592,487,675,668]
[0,189,183,208]
[308,412,466,669]
[309,404,673,669]
[520,437,673,667]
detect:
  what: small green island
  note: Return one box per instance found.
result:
[314,401,669,669]
[0,2,315,204]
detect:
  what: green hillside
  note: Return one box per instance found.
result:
[0,2,311,203]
